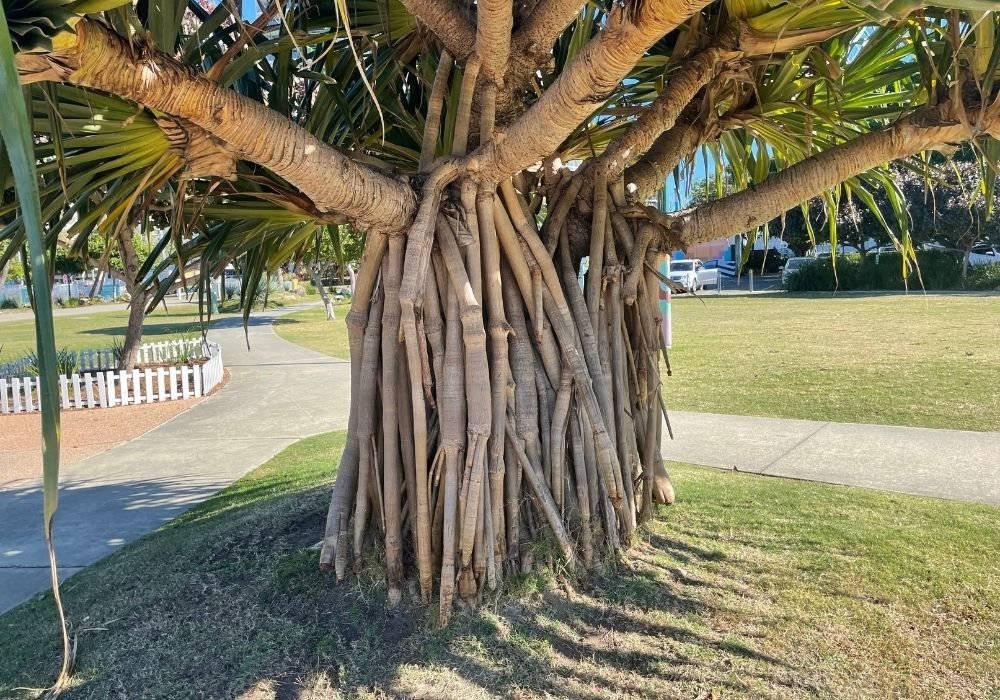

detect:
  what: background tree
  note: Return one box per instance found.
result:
[6,0,1000,627]
[0,240,11,288]
[895,160,1000,276]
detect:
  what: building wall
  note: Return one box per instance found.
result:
[684,238,733,261]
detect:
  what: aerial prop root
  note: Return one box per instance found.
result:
[321,173,677,621]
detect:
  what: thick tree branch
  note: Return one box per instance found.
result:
[513,0,585,59]
[506,0,585,85]
[398,0,476,60]
[622,105,714,200]
[471,0,713,180]
[666,105,995,247]
[476,0,513,83]
[600,38,739,182]
[17,20,417,233]
[156,118,237,179]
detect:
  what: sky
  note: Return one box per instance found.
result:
[242,0,261,21]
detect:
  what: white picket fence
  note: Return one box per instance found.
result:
[0,340,224,415]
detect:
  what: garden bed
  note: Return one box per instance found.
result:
[0,399,202,488]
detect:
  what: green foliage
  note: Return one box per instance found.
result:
[4,259,22,281]
[966,261,1000,290]
[109,335,125,365]
[52,246,84,275]
[0,241,23,280]
[0,4,68,684]
[741,248,792,274]
[87,232,153,275]
[774,154,1000,259]
[173,334,198,366]
[16,346,79,375]
[785,252,1000,291]
[222,277,240,301]
[2,0,75,52]
[892,159,1000,252]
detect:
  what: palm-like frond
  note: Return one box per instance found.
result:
[4,0,1000,294]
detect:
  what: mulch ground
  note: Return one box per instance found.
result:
[0,398,203,488]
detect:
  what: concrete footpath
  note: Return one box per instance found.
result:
[662,411,1000,506]
[0,305,350,613]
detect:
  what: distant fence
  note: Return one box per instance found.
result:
[0,339,224,415]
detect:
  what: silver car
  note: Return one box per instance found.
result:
[781,257,813,287]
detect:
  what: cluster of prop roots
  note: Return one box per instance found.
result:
[319,160,676,622]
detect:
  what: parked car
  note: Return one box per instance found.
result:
[781,257,814,287]
[668,259,719,292]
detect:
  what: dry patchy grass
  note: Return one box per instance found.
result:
[665,293,1000,431]
[2,433,998,699]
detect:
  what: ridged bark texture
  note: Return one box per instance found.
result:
[471,0,714,180]
[321,158,679,620]
[668,110,977,246]
[27,20,416,233]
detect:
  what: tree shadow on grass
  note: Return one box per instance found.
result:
[78,320,207,341]
[0,467,809,700]
[76,308,292,343]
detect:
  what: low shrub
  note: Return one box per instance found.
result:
[741,249,792,275]
[785,250,994,292]
[110,336,126,367]
[16,348,80,376]
[0,296,22,310]
[223,279,241,301]
[965,262,1000,291]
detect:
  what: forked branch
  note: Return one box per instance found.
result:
[471,0,714,180]
[17,20,417,233]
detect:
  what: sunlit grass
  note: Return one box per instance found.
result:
[0,306,230,364]
[2,432,997,699]
[663,293,1000,431]
[271,301,352,359]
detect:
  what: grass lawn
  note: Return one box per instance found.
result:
[272,293,1000,431]
[2,434,998,699]
[665,293,1000,431]
[0,292,317,365]
[0,306,225,365]
[272,301,352,360]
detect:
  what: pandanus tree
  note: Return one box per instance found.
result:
[5,0,1000,625]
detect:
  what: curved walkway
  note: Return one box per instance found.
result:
[0,305,350,613]
[663,411,1000,506]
